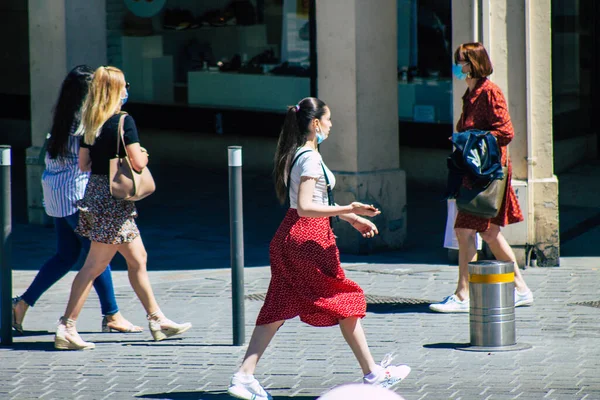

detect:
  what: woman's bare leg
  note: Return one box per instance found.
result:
[455,228,478,300]
[238,321,284,375]
[117,235,159,315]
[63,241,118,320]
[339,317,378,375]
[480,224,530,293]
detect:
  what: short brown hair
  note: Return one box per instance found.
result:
[454,42,493,79]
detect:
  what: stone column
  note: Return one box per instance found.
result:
[451,0,559,266]
[525,0,559,266]
[27,0,106,224]
[317,0,407,253]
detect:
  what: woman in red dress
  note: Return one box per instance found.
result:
[430,43,534,313]
[227,98,410,400]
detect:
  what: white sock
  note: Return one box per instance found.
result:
[364,365,384,382]
[234,372,255,383]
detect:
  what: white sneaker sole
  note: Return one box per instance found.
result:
[515,299,534,307]
[429,304,469,313]
[227,385,270,400]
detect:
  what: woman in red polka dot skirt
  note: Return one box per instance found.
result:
[227,98,411,400]
[430,43,534,314]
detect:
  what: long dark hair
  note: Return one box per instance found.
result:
[47,65,94,160]
[273,97,328,204]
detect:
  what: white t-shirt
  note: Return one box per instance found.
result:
[288,149,336,209]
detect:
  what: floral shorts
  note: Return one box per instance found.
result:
[76,174,140,244]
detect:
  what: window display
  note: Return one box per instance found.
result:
[116,0,312,111]
[111,0,453,127]
[397,0,452,125]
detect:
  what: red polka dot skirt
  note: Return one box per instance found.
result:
[256,209,366,327]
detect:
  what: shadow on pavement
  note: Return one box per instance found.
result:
[124,342,236,347]
[366,303,434,314]
[137,391,317,400]
[2,341,57,351]
[11,329,50,337]
[423,342,471,349]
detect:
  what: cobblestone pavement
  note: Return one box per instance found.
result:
[2,165,600,399]
[3,256,600,400]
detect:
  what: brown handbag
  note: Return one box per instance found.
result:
[456,147,509,219]
[108,113,156,201]
[456,166,508,219]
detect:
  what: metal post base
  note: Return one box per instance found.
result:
[457,343,533,352]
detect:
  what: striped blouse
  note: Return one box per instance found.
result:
[41,129,90,218]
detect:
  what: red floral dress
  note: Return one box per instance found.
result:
[256,209,366,327]
[454,78,524,232]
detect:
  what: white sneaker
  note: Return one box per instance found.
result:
[227,373,272,400]
[364,354,411,390]
[429,294,469,313]
[515,288,534,307]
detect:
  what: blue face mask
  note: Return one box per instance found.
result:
[452,63,468,80]
[121,90,129,105]
[316,130,325,145]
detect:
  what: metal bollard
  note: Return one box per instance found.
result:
[0,146,12,345]
[228,146,245,346]
[460,260,531,352]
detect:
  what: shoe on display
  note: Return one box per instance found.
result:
[429,294,469,313]
[226,0,256,26]
[514,288,534,307]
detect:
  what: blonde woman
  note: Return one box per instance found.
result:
[54,66,191,350]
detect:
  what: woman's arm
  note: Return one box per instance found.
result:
[486,88,514,146]
[126,143,148,172]
[78,147,91,172]
[122,115,148,172]
[296,177,379,218]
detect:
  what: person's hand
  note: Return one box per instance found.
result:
[351,216,379,238]
[350,202,381,217]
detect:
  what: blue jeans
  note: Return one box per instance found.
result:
[20,212,119,316]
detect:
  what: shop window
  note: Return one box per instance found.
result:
[397,0,453,125]
[115,0,312,111]
[551,0,595,140]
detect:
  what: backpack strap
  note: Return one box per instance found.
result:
[287,150,312,203]
[288,149,339,224]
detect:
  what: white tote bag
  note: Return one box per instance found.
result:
[444,199,482,250]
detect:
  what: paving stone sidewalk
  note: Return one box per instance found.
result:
[2,256,600,400]
[3,162,600,399]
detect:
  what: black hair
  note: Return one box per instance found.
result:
[273,97,328,204]
[47,65,94,160]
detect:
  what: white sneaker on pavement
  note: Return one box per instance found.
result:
[363,353,411,390]
[515,288,534,307]
[227,373,272,400]
[429,294,469,313]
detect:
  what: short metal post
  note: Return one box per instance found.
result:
[228,146,245,346]
[0,146,12,345]
[459,260,531,352]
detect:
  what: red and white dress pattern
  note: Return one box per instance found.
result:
[454,78,524,233]
[256,150,366,327]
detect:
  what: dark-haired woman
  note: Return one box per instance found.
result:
[227,98,410,400]
[12,65,141,335]
[430,42,533,313]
